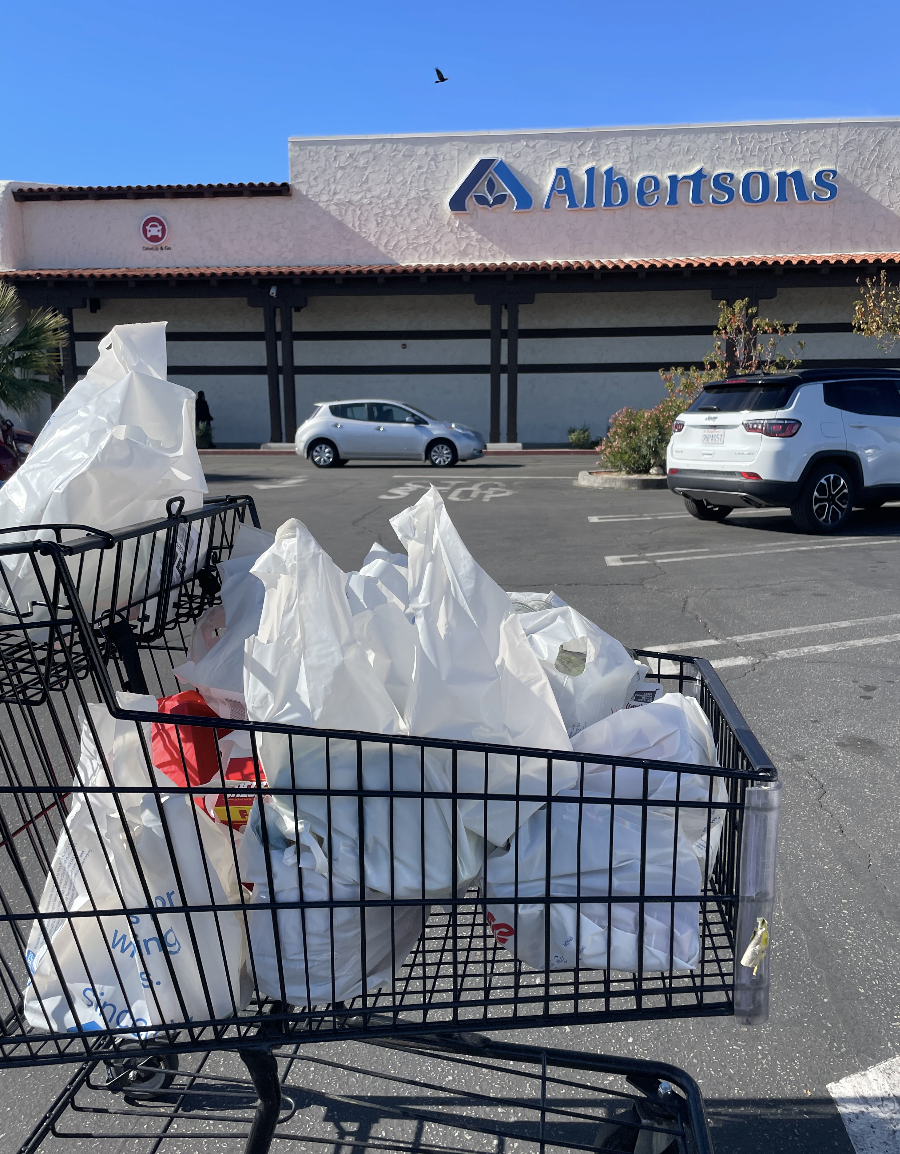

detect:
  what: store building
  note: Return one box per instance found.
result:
[2,118,899,447]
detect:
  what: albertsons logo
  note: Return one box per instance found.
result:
[449,159,534,213]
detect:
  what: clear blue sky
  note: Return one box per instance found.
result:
[3,0,897,187]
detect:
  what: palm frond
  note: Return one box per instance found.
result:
[0,283,68,414]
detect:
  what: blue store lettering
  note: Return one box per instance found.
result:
[451,158,838,212]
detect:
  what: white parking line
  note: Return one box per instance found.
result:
[649,612,900,652]
[644,547,709,558]
[587,509,786,523]
[828,1054,900,1154]
[605,537,898,567]
[589,513,692,522]
[252,477,307,490]
[711,632,900,669]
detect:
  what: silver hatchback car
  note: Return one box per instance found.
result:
[295,399,487,467]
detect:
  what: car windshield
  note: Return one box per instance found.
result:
[687,381,799,413]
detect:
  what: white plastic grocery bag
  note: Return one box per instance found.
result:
[23,698,246,1035]
[571,693,728,873]
[238,804,428,1005]
[243,517,484,898]
[175,521,276,720]
[390,489,574,845]
[252,735,484,900]
[0,322,207,617]
[484,693,726,974]
[484,788,703,973]
[351,542,410,613]
[244,518,407,736]
[507,591,644,736]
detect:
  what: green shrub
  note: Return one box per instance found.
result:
[600,397,681,474]
[599,296,806,475]
[567,424,594,448]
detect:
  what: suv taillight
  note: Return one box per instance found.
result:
[743,419,801,437]
[672,420,685,432]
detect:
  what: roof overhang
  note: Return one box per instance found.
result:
[11,183,291,202]
[3,253,897,282]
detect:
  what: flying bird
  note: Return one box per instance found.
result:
[434,68,448,83]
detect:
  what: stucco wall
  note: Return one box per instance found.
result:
[64,283,884,447]
[4,119,900,271]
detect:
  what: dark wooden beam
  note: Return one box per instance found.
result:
[60,307,77,391]
[489,303,502,442]
[263,303,283,443]
[280,303,297,441]
[506,301,519,444]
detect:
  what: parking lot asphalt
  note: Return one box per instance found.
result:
[6,450,900,1153]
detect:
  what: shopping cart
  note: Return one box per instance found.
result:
[0,493,259,703]
[0,505,779,1153]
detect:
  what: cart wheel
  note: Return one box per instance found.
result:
[104,1041,179,1094]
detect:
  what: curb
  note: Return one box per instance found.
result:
[575,471,669,490]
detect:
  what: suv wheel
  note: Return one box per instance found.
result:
[428,440,457,467]
[683,497,732,522]
[309,440,340,468]
[791,464,854,533]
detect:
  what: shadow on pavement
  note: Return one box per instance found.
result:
[717,506,900,538]
[705,1097,854,1154]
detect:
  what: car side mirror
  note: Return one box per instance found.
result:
[405,415,417,423]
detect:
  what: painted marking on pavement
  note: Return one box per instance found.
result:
[393,474,577,480]
[649,612,900,652]
[828,1053,900,1153]
[379,480,513,502]
[253,477,307,490]
[605,536,899,567]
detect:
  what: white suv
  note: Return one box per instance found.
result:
[666,369,900,533]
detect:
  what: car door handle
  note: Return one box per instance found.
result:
[376,426,385,431]
[849,423,869,428]
[332,422,342,428]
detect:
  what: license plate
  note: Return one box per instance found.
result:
[701,431,725,445]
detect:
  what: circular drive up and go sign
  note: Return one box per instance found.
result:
[140,215,168,244]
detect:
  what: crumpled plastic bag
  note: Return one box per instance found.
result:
[484,694,726,973]
[244,517,408,735]
[238,806,428,1005]
[0,322,207,619]
[483,788,703,973]
[390,489,575,845]
[174,521,275,720]
[507,590,644,736]
[570,693,728,874]
[23,696,247,1035]
[350,542,410,614]
[242,516,484,900]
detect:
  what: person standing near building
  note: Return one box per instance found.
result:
[195,390,215,448]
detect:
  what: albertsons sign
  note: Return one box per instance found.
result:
[449,158,838,212]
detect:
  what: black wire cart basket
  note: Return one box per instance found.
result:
[0,502,779,1154]
[0,493,259,703]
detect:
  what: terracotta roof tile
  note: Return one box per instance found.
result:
[3,253,895,281]
[12,183,291,202]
